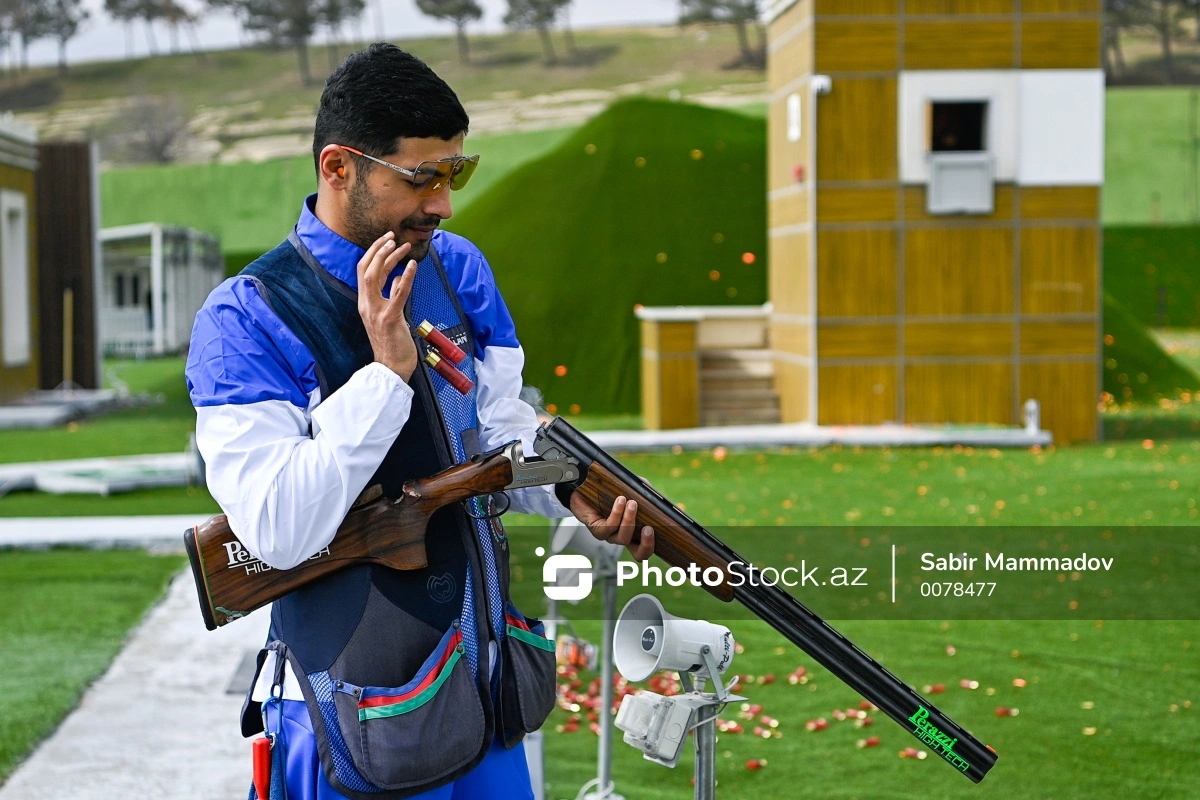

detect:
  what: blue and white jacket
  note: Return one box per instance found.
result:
[186,197,568,701]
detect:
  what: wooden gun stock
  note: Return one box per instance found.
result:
[184,449,515,630]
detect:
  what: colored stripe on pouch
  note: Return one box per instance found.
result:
[358,631,463,716]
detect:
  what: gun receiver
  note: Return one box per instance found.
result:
[533,418,998,784]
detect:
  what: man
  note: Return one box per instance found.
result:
[186,43,654,799]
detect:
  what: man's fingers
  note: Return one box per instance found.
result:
[629,526,654,561]
[357,231,394,285]
[390,260,418,305]
[365,240,409,297]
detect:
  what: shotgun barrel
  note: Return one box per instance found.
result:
[534,418,998,783]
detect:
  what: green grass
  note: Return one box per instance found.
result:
[449,98,768,416]
[0,357,195,468]
[539,617,1199,799]
[496,441,1200,799]
[0,357,209,518]
[1103,292,1200,405]
[1105,86,1200,225]
[104,124,579,261]
[0,549,184,781]
[1103,225,1200,328]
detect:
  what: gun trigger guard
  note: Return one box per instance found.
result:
[463,492,510,520]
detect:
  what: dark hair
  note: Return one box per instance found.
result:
[313,43,469,172]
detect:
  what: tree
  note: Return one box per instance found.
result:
[1136,0,1188,82]
[1104,0,1139,75]
[415,0,482,64]
[322,0,365,69]
[504,0,568,65]
[211,0,322,84]
[0,0,48,70]
[558,0,577,58]
[35,0,88,73]
[679,0,763,68]
[104,0,138,56]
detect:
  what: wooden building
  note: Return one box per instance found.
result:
[766,0,1103,441]
[0,117,38,405]
[37,141,103,391]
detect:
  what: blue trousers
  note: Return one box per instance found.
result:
[257,699,535,800]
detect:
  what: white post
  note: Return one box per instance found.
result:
[1023,399,1040,434]
[150,224,165,355]
[90,141,104,386]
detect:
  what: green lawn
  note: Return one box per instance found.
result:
[3,388,1200,793]
[1103,226,1200,329]
[1105,86,1200,225]
[0,549,184,781]
[0,357,195,468]
[107,124,580,266]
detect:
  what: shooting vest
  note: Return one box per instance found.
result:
[238,232,555,799]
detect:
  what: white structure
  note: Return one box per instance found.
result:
[99,224,223,356]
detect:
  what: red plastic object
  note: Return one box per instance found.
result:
[252,736,272,800]
[417,320,466,364]
[425,352,474,394]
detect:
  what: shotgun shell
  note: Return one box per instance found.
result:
[416,320,466,364]
[425,351,474,394]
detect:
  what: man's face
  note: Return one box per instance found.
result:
[342,134,464,261]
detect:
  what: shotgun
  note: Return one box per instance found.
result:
[534,418,998,783]
[185,418,997,782]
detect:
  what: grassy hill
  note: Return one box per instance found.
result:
[1103,292,1200,405]
[1103,225,1200,328]
[446,97,768,416]
[101,124,577,261]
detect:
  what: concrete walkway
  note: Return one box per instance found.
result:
[0,514,205,549]
[0,569,270,799]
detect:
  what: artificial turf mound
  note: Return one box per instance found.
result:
[447,98,768,416]
[1103,226,1200,328]
[1103,291,1200,404]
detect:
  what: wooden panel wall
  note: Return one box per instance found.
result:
[818,364,896,424]
[641,320,699,430]
[768,2,817,422]
[905,228,1014,316]
[905,362,1013,424]
[815,78,897,181]
[0,164,38,405]
[816,229,897,317]
[37,142,99,391]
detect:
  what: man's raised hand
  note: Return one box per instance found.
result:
[357,231,419,381]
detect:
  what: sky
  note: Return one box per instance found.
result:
[20,0,682,67]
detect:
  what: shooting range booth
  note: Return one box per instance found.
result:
[99,223,224,356]
[762,0,1104,441]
